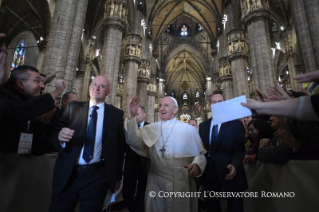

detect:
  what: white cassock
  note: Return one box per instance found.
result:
[125,117,207,212]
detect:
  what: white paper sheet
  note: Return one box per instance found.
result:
[110,193,116,203]
[210,95,252,125]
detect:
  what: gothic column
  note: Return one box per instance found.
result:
[42,0,89,92]
[228,29,250,97]
[137,59,150,107]
[80,38,96,101]
[147,76,157,123]
[283,29,298,91]
[146,50,157,123]
[291,0,319,72]
[219,56,233,100]
[36,40,47,72]
[122,34,142,117]
[116,83,123,109]
[157,78,165,98]
[73,70,84,99]
[242,0,275,92]
[101,0,127,105]
[205,77,213,98]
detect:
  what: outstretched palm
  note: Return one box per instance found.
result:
[128,96,140,119]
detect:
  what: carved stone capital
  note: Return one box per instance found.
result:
[116,83,123,95]
[147,82,157,92]
[227,28,249,61]
[219,56,232,77]
[138,59,151,81]
[124,34,142,62]
[104,0,127,30]
[242,0,270,27]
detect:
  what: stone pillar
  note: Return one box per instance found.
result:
[157,78,165,97]
[116,83,123,109]
[284,29,298,91]
[101,0,127,105]
[146,51,157,123]
[206,77,213,98]
[73,70,84,99]
[36,40,47,72]
[147,90,156,123]
[227,29,250,97]
[42,0,89,92]
[137,59,150,107]
[80,38,96,101]
[242,0,275,92]
[219,56,233,100]
[291,0,319,72]
[122,34,142,117]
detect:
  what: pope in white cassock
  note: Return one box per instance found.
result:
[125,96,207,212]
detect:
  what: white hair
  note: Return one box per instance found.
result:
[168,96,178,107]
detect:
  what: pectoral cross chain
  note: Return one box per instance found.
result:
[160,145,166,157]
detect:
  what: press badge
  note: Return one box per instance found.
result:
[17,133,33,154]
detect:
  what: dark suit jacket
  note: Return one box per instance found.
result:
[124,122,150,176]
[0,82,55,153]
[51,101,125,193]
[199,118,248,192]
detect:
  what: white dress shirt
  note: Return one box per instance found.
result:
[77,101,105,165]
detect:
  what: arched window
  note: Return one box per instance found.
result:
[181,25,188,36]
[196,90,200,98]
[11,40,27,70]
[182,92,188,100]
[170,90,176,97]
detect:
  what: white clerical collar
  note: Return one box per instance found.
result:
[162,117,176,126]
[89,100,105,109]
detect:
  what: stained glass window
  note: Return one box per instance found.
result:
[11,40,27,70]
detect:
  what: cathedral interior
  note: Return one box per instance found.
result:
[0,0,316,124]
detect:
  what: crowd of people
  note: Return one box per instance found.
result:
[1,32,319,212]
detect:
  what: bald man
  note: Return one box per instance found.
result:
[50,76,125,211]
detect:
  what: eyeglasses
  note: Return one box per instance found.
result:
[90,82,108,89]
[20,78,44,84]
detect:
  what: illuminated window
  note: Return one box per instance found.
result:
[196,90,200,98]
[182,92,188,99]
[11,40,26,70]
[181,25,188,36]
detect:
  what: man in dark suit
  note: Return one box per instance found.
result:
[50,76,124,212]
[123,105,150,212]
[0,65,65,154]
[199,93,248,212]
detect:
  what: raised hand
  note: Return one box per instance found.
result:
[128,96,140,119]
[44,71,59,84]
